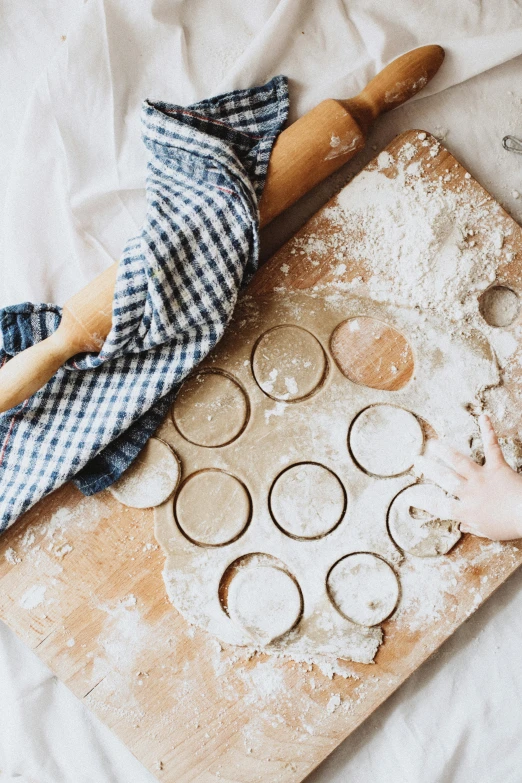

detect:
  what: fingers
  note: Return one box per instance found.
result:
[425,439,478,479]
[413,455,465,496]
[479,414,506,469]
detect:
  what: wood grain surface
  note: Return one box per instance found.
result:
[1,130,521,782]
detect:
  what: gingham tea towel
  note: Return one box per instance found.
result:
[0,76,289,532]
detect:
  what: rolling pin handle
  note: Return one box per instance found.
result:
[341,44,445,134]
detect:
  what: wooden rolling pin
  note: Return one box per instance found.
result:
[0,44,444,414]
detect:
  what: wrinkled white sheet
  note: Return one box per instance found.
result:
[2,1,522,781]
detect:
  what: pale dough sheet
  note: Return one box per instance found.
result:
[154,288,495,666]
[2,1,522,781]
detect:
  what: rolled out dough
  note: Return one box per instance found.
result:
[109,438,180,509]
[252,325,326,401]
[349,404,424,477]
[270,462,346,539]
[388,483,461,557]
[172,370,248,447]
[327,553,399,627]
[155,286,500,665]
[228,565,302,644]
[176,470,251,546]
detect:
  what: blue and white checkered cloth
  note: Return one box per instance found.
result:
[0,76,289,532]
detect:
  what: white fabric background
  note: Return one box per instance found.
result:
[1,1,522,781]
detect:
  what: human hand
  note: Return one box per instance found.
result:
[413,414,522,541]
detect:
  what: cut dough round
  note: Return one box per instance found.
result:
[252,325,326,401]
[327,553,399,626]
[228,565,302,644]
[270,463,346,539]
[176,470,251,546]
[349,404,424,477]
[109,438,180,509]
[388,483,461,557]
[172,370,248,447]
[330,316,413,391]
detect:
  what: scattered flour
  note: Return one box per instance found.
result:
[54,543,73,559]
[6,495,112,572]
[20,584,47,609]
[4,547,20,565]
[241,659,289,706]
[264,401,288,423]
[326,693,342,713]
[318,144,513,323]
[89,593,150,693]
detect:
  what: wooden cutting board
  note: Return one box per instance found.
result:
[1,130,522,782]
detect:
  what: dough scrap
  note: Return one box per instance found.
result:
[109,438,180,509]
[388,483,461,557]
[176,470,251,546]
[228,565,302,644]
[252,325,326,401]
[327,553,399,626]
[172,371,248,447]
[270,463,345,539]
[349,404,424,477]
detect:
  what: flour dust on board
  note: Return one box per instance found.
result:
[106,134,521,671]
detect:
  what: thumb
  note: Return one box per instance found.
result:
[479,413,506,469]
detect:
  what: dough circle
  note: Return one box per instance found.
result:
[176,470,251,546]
[109,438,180,509]
[228,565,302,644]
[330,316,414,391]
[172,370,248,447]
[252,325,326,401]
[349,404,424,477]
[388,483,461,557]
[270,463,346,539]
[327,553,399,626]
